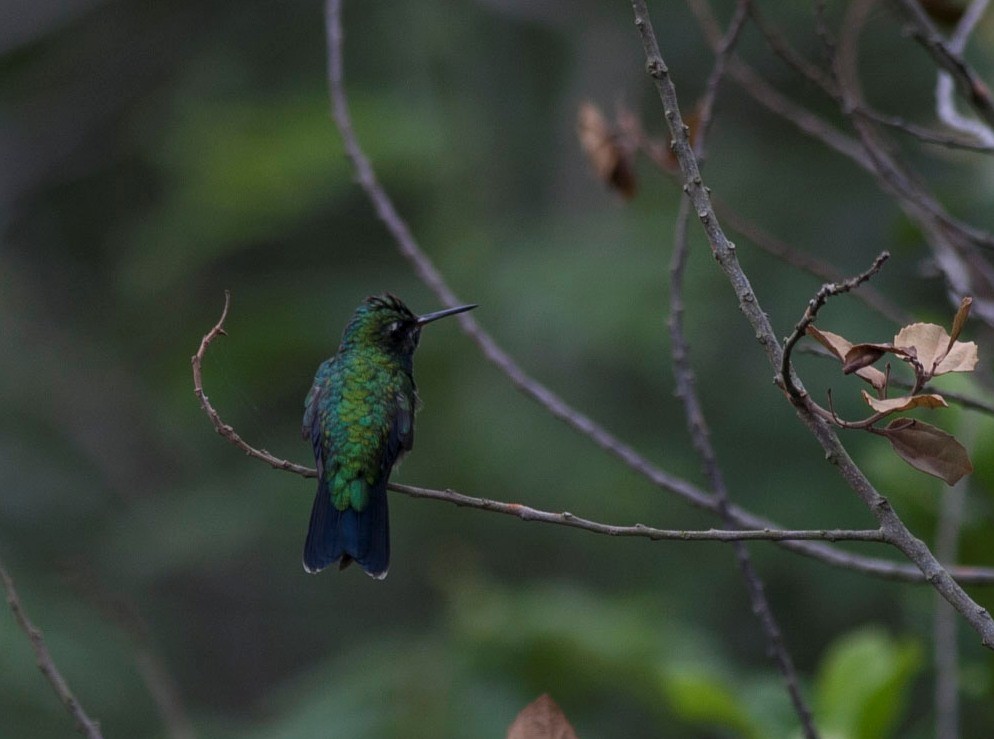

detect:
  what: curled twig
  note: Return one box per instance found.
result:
[780,251,891,400]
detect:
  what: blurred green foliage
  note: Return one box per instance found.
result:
[2,0,994,737]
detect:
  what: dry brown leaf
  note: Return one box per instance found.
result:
[934,340,979,374]
[894,322,978,376]
[842,343,895,374]
[879,418,973,485]
[861,391,948,414]
[507,694,579,739]
[577,102,636,199]
[806,325,851,360]
[949,296,972,345]
[806,326,887,389]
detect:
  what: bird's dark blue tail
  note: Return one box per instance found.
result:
[303,478,390,579]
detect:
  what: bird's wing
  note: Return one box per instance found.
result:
[302,359,335,467]
[386,379,416,467]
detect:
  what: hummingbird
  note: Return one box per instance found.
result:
[302,294,477,578]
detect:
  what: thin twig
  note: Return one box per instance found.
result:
[691,0,994,259]
[318,0,994,584]
[693,0,752,154]
[674,190,820,738]
[63,565,196,739]
[934,0,994,145]
[864,107,994,151]
[933,422,973,739]
[630,0,994,649]
[687,0,870,165]
[190,294,885,545]
[833,0,994,333]
[780,251,891,399]
[633,122,909,322]
[889,0,994,130]
[750,4,994,152]
[812,0,838,65]
[750,3,839,96]
[397,483,887,542]
[710,198,910,324]
[671,4,818,734]
[0,561,104,739]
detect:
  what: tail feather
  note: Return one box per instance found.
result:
[303,479,390,579]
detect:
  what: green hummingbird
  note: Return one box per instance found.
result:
[302,294,477,578]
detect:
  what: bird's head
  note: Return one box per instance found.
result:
[340,294,476,357]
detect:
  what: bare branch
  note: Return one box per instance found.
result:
[627,107,907,322]
[190,294,885,546]
[934,0,994,145]
[191,291,315,479]
[712,199,910,323]
[673,183,819,734]
[693,0,751,156]
[750,4,994,152]
[189,297,934,550]
[780,252,891,400]
[692,0,994,265]
[63,566,195,739]
[669,5,818,732]
[316,0,994,585]
[629,0,994,649]
[687,0,870,165]
[0,561,104,739]
[397,483,886,543]
[933,430,972,739]
[889,0,994,131]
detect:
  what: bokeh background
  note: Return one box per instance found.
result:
[3,0,994,736]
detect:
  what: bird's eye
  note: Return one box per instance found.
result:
[386,321,402,336]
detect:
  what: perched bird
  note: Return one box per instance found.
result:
[302,294,477,578]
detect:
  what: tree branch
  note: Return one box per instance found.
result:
[0,561,104,739]
[889,0,994,131]
[191,292,885,546]
[933,434,972,739]
[629,0,994,650]
[669,4,818,734]
[780,251,891,400]
[316,0,994,585]
[750,3,994,152]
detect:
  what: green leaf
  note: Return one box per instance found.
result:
[659,670,764,739]
[814,628,922,739]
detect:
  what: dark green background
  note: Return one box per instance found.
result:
[2,0,993,736]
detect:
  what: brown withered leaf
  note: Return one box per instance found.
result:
[806,326,887,390]
[861,390,948,414]
[894,322,978,377]
[879,418,973,485]
[577,102,636,199]
[949,297,972,344]
[507,694,579,739]
[805,325,850,360]
[842,343,896,374]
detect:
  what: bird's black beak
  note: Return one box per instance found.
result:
[416,303,477,326]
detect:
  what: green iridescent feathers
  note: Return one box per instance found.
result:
[302,294,475,578]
